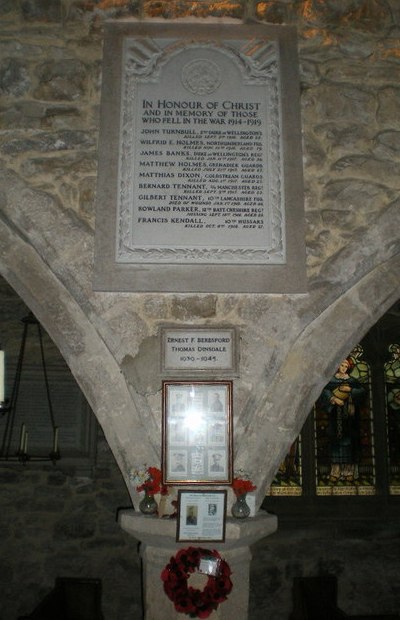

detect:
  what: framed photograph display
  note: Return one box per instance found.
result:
[162,380,233,485]
[177,490,227,543]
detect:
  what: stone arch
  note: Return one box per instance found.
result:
[0,171,158,502]
[1,160,400,509]
[244,250,400,507]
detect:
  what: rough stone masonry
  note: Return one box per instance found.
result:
[0,1,399,619]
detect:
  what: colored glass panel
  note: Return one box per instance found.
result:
[384,343,400,495]
[269,437,302,496]
[315,345,375,496]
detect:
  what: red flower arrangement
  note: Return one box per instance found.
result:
[161,547,233,618]
[137,466,168,496]
[232,477,257,497]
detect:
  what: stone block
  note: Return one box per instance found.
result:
[21,0,62,21]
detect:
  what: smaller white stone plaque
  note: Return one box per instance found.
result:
[161,327,237,374]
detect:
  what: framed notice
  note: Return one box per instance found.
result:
[162,380,232,485]
[177,490,227,543]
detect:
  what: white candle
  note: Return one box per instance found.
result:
[0,349,4,402]
[53,427,59,453]
[19,424,26,452]
[23,431,28,454]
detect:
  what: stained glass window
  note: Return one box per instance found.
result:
[384,343,400,495]
[266,303,399,503]
[269,437,302,496]
[314,345,375,496]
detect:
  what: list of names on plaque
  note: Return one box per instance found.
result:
[117,40,285,264]
[134,98,267,247]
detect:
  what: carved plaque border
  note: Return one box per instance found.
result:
[94,20,306,293]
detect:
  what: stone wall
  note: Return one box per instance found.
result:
[251,514,400,619]
[0,1,400,619]
[1,446,400,619]
[0,433,143,620]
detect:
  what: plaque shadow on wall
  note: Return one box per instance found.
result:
[94,19,306,293]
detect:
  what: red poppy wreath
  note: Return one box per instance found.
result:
[161,547,233,618]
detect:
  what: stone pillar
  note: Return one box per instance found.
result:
[119,510,277,620]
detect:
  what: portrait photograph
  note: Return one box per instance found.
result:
[170,450,188,474]
[208,450,226,477]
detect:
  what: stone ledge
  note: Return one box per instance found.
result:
[118,508,277,549]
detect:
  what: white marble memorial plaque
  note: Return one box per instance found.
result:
[94,21,306,293]
[118,36,283,264]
